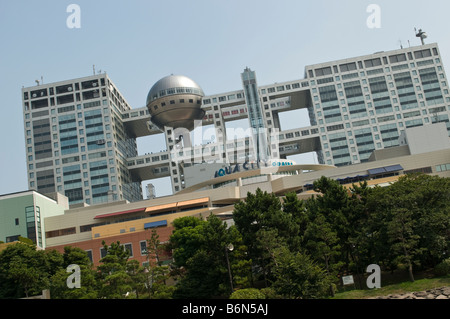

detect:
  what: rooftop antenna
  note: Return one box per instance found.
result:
[415,28,427,45]
[93,64,96,75]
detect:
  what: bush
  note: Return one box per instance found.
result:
[434,258,450,276]
[260,287,282,299]
[230,288,266,299]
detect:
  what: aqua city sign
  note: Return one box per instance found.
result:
[214,160,294,178]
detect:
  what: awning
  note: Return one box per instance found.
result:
[94,197,210,219]
[368,164,403,175]
[94,208,145,219]
[145,202,177,213]
[144,220,168,229]
[384,164,403,172]
[177,197,209,207]
[367,167,386,175]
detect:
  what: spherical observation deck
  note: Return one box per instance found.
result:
[146,75,205,131]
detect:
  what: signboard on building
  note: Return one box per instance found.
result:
[214,160,295,178]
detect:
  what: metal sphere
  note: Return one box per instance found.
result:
[146,75,205,131]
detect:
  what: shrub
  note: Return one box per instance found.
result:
[434,258,450,276]
[229,288,265,299]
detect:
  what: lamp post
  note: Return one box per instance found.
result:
[225,243,234,293]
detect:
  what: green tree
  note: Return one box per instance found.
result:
[8,255,44,298]
[254,228,286,287]
[387,207,422,282]
[171,214,250,298]
[232,188,300,284]
[281,192,307,251]
[126,259,147,298]
[405,174,450,267]
[271,247,331,299]
[346,181,375,288]
[303,206,341,296]
[49,246,98,299]
[303,177,351,295]
[169,216,206,268]
[0,243,52,298]
[144,229,174,299]
[96,241,132,298]
[366,174,450,281]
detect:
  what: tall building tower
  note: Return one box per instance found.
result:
[303,42,450,166]
[22,74,142,206]
[241,68,270,162]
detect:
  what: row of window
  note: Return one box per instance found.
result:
[24,78,106,101]
[436,163,450,172]
[147,86,203,103]
[310,47,438,78]
[25,78,130,113]
[150,98,201,111]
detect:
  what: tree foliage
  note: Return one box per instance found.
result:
[0,174,448,299]
[171,214,251,298]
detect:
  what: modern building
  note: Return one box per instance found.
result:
[43,123,450,266]
[0,190,68,249]
[22,74,143,206]
[127,42,450,195]
[22,42,450,206]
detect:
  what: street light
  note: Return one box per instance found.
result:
[225,243,234,293]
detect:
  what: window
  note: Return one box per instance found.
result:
[404,167,432,174]
[85,250,93,263]
[389,54,407,63]
[339,62,357,72]
[414,49,432,59]
[364,58,382,68]
[123,243,133,257]
[45,227,76,238]
[140,241,147,255]
[436,163,450,172]
[315,66,332,77]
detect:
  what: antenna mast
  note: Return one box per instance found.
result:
[415,28,427,45]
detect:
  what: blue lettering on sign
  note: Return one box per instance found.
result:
[272,161,293,167]
[214,160,292,178]
[215,168,225,178]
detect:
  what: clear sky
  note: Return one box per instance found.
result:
[1,0,450,198]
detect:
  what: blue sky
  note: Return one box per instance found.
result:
[1,0,450,198]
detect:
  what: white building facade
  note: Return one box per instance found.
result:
[22,43,450,204]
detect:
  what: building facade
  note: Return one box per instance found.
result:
[125,42,450,195]
[22,74,142,206]
[22,43,450,204]
[0,191,68,249]
[304,43,450,166]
